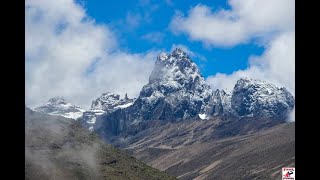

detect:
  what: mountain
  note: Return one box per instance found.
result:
[93,48,295,138]
[25,106,175,180]
[230,78,295,119]
[36,49,294,137]
[80,92,135,131]
[94,48,215,136]
[132,48,213,121]
[34,97,85,119]
[30,48,295,179]
[90,92,135,112]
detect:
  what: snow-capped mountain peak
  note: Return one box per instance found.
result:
[80,92,136,131]
[129,48,213,121]
[91,92,120,110]
[158,52,169,61]
[90,92,135,111]
[231,78,295,118]
[149,48,208,90]
[172,47,188,57]
[153,48,192,70]
[34,97,85,120]
[79,49,294,136]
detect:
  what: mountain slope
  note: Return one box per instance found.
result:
[25,107,175,180]
[167,122,295,180]
[118,121,294,180]
[34,97,85,119]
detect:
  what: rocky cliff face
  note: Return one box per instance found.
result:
[80,92,135,131]
[90,92,135,112]
[203,89,232,118]
[127,48,213,122]
[230,78,295,119]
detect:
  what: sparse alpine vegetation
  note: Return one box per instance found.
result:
[25,106,176,180]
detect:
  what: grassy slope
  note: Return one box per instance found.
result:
[25,107,175,180]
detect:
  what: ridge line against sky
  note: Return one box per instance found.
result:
[25,0,294,109]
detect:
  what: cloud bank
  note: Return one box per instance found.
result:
[170,0,295,93]
[26,0,157,109]
[170,0,294,47]
[206,31,295,94]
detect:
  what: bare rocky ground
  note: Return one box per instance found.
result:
[112,119,294,180]
[25,107,175,180]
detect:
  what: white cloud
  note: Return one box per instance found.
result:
[26,0,157,109]
[206,31,295,95]
[169,0,295,94]
[170,0,294,47]
[205,31,295,123]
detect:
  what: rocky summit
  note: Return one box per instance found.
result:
[91,48,295,138]
[80,92,135,131]
[230,78,295,119]
[129,48,213,122]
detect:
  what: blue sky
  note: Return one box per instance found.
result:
[25,0,294,109]
[79,0,264,77]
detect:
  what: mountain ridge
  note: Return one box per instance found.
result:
[92,48,294,138]
[34,48,295,138]
[80,92,135,131]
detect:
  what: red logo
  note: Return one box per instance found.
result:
[282,167,295,180]
[284,171,293,177]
